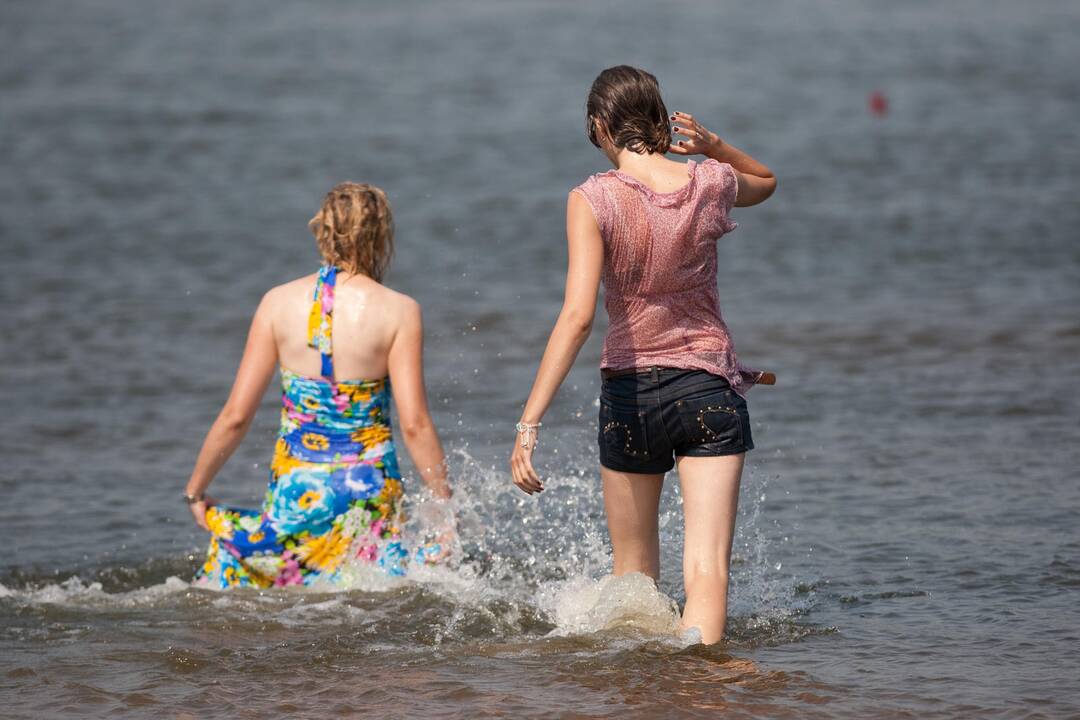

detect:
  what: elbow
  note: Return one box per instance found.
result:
[560,311,594,340]
[399,415,434,442]
[740,176,777,207]
[762,176,777,200]
[220,407,254,433]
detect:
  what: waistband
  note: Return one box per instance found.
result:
[601,365,695,382]
[601,365,776,386]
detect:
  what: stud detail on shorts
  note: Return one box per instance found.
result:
[602,419,645,456]
[697,405,738,440]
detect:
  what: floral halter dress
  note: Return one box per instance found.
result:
[194,265,408,588]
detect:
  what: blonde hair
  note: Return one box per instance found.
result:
[308,182,394,281]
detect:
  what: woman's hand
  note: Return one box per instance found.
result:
[670,111,777,205]
[415,497,458,563]
[424,515,458,564]
[669,111,721,156]
[510,429,544,495]
[188,495,217,531]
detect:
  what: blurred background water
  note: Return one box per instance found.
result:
[2,1,1079,717]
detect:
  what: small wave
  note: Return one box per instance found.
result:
[0,574,190,608]
[727,611,836,647]
[0,449,819,649]
[274,598,373,626]
[543,572,682,639]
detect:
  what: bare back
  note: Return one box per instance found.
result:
[266,271,410,381]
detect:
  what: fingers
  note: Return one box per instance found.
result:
[672,124,700,140]
[510,448,544,495]
[427,546,451,563]
[191,504,210,531]
[198,496,219,529]
[672,113,699,134]
[512,462,543,494]
[671,121,703,156]
[672,112,711,144]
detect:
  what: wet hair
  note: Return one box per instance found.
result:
[308,182,394,281]
[586,65,671,155]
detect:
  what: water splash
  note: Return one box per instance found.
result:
[542,572,681,637]
[0,447,813,647]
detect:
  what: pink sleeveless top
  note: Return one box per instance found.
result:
[572,158,762,397]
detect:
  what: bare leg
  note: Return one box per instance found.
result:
[676,453,744,644]
[600,467,665,580]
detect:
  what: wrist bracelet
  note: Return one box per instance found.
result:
[183,492,205,505]
[515,421,541,448]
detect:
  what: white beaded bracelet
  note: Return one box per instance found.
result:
[515,421,542,448]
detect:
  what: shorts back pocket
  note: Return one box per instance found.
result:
[599,398,650,458]
[675,395,743,449]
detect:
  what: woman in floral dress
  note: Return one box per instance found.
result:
[185,182,452,588]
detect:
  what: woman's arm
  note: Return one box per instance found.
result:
[184,294,279,528]
[387,299,451,500]
[510,191,604,495]
[669,110,777,207]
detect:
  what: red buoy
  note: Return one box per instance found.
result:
[869,90,888,117]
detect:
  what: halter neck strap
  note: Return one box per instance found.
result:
[307,265,337,381]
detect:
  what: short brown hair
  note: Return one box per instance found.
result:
[308,182,394,282]
[586,65,671,155]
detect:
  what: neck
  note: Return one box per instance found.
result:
[610,147,665,172]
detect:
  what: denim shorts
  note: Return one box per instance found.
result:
[598,366,754,474]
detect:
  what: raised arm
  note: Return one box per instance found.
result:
[184,293,279,528]
[669,110,777,207]
[510,191,604,495]
[387,298,451,500]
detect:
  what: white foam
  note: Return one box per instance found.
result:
[0,575,191,609]
[0,450,804,646]
[275,598,371,626]
[331,561,408,593]
[544,572,682,637]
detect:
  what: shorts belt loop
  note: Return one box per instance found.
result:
[650,366,659,383]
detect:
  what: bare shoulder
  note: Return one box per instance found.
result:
[380,285,422,322]
[265,272,316,297]
[249,274,315,324]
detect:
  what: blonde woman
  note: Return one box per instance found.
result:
[186,182,451,588]
[510,66,776,642]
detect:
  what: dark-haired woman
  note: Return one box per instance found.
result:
[510,66,776,643]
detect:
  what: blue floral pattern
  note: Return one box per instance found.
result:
[194,266,408,588]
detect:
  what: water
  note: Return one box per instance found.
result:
[2,0,1079,717]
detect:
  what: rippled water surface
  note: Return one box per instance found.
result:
[2,1,1079,717]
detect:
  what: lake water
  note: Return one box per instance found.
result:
[2,1,1079,717]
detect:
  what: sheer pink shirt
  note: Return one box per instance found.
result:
[572,158,762,397]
